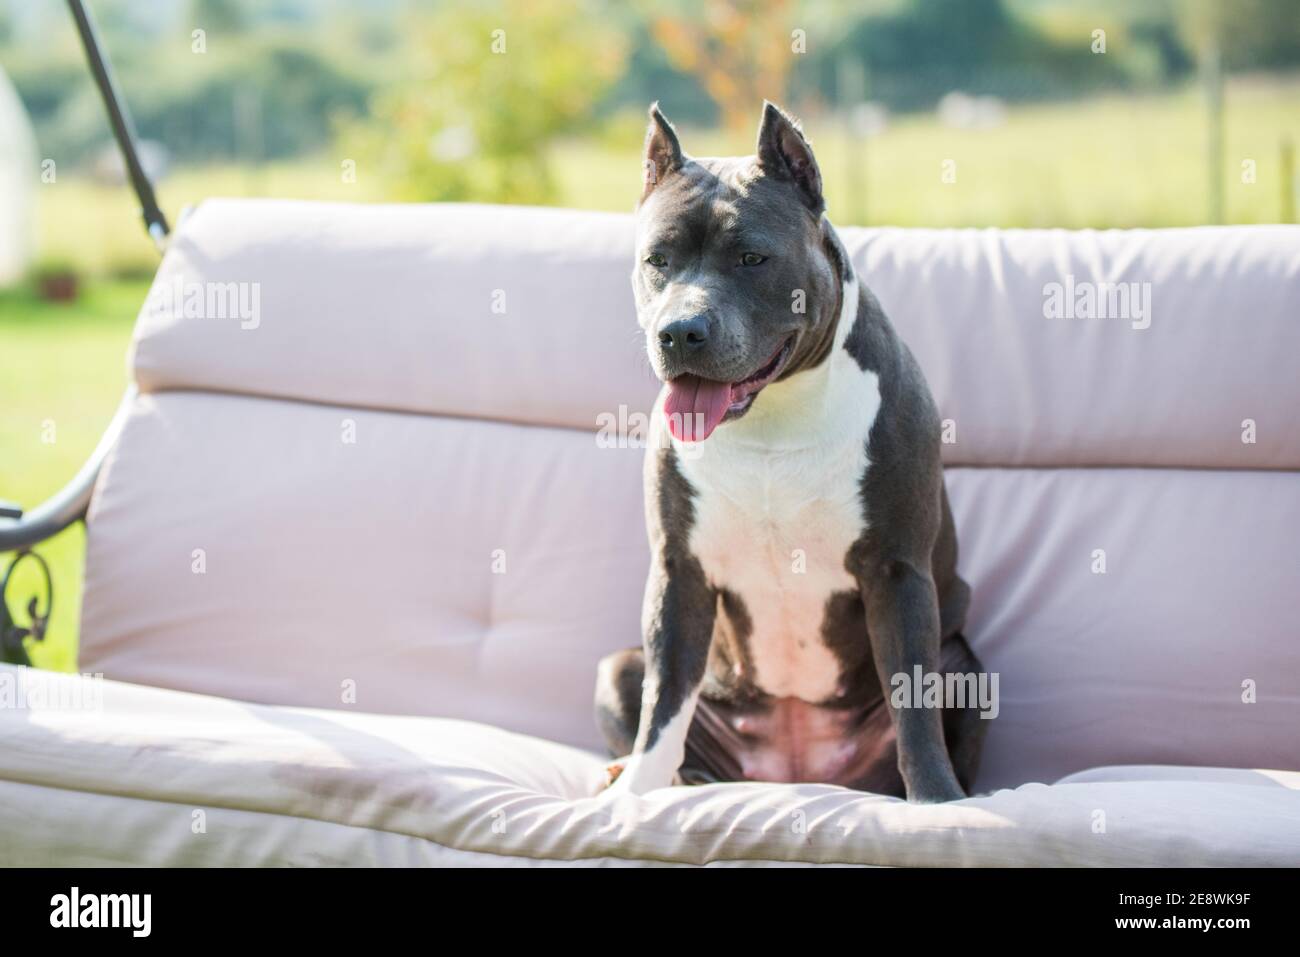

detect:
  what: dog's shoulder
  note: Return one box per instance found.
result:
[841,285,955,585]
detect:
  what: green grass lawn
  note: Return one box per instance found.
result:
[0,280,145,671]
[3,76,1296,671]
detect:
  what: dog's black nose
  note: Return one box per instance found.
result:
[658,315,710,354]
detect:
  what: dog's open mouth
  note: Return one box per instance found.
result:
[662,334,795,442]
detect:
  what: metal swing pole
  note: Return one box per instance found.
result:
[65,0,170,249]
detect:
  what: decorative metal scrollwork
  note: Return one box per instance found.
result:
[1,550,53,667]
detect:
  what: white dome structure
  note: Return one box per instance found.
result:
[0,64,37,287]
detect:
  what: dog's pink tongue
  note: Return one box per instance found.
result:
[664,375,732,442]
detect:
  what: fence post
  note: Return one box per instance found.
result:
[1201,44,1224,224]
[1282,137,1296,224]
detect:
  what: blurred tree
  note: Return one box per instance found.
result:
[12,36,370,166]
[817,0,1133,110]
[651,0,793,130]
[346,0,626,204]
[190,0,248,35]
[1181,0,1300,68]
[602,19,720,126]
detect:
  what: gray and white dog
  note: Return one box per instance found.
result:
[595,102,986,802]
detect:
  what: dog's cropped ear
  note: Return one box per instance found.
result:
[756,101,824,216]
[642,102,684,203]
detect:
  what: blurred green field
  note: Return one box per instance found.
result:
[0,280,144,671]
[559,77,1300,229]
[34,77,1300,274]
[3,77,1298,669]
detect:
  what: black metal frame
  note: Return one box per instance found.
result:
[1,1,171,657]
[1,551,52,666]
[66,0,170,248]
[0,387,137,555]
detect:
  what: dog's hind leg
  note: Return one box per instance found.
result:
[594,647,644,760]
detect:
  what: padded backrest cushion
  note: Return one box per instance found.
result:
[131,200,1300,468]
[81,200,1300,790]
[83,391,647,750]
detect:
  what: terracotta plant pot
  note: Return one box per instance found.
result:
[37,272,80,303]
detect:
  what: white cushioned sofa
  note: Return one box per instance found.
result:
[2,200,1298,866]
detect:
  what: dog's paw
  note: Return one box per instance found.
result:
[905,781,967,804]
[596,755,634,796]
[595,755,684,798]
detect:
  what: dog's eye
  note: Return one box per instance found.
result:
[645,253,668,268]
[739,253,767,267]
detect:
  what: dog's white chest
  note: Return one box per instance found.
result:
[674,345,881,702]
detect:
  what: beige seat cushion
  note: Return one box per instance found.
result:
[2,666,1297,866]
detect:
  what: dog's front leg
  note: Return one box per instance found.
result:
[861,558,966,803]
[605,558,715,796]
